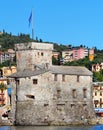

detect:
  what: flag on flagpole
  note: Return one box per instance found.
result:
[29,11,32,27]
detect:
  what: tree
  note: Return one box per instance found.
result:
[52,56,59,65]
[93,71,103,82]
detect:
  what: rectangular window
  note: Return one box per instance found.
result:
[95,104,97,108]
[41,52,44,56]
[94,100,98,104]
[71,104,75,109]
[54,74,57,81]
[100,92,102,96]
[83,88,87,98]
[83,104,87,107]
[33,79,38,84]
[100,98,102,108]
[72,89,76,98]
[77,75,79,82]
[94,100,98,108]
[57,104,65,111]
[57,90,61,98]
[44,104,49,107]
[95,92,97,96]
[62,75,65,82]
[16,80,20,85]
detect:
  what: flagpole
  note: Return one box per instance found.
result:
[32,8,34,40]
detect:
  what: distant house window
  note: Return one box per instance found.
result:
[77,75,80,82]
[72,89,76,98]
[95,92,97,96]
[83,88,87,98]
[54,74,57,81]
[100,92,102,96]
[95,103,97,108]
[33,79,38,84]
[62,75,65,82]
[41,52,44,56]
[100,98,102,107]
[94,100,98,108]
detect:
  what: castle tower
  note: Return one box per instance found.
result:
[15,42,53,71]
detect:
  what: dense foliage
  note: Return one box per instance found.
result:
[0,30,34,51]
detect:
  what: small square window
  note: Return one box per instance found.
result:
[33,79,38,84]
[71,104,75,108]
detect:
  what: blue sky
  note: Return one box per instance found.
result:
[0,0,103,49]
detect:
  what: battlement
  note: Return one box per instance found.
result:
[15,42,53,51]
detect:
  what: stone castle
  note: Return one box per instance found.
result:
[10,42,95,125]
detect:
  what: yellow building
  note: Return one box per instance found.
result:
[93,82,103,108]
[0,79,8,106]
[89,54,94,61]
[0,66,16,77]
[0,66,16,109]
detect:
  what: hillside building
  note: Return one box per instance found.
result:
[93,82,103,117]
[62,48,94,63]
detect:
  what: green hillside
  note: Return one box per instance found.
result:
[0,31,103,81]
[0,30,34,51]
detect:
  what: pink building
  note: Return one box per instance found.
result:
[72,47,88,60]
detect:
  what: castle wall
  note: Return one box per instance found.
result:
[14,72,95,125]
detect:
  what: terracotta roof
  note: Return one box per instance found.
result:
[51,65,92,76]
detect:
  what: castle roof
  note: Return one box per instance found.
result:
[9,69,49,78]
[51,66,92,76]
[9,65,92,78]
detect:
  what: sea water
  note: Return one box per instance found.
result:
[0,125,103,130]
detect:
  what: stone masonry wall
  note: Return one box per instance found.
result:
[14,71,95,125]
[16,50,52,71]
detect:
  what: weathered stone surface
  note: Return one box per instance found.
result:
[10,42,95,125]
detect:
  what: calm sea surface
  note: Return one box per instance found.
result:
[0,125,103,130]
